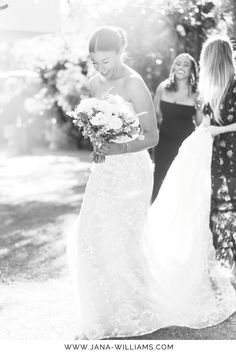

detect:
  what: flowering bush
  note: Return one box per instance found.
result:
[26,59,90,122]
[0,34,92,150]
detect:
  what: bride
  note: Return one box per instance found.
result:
[67,28,236,340]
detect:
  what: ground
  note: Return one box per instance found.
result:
[0,148,236,340]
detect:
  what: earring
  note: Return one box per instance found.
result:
[190,73,195,87]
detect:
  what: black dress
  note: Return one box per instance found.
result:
[206,79,236,270]
[152,100,196,201]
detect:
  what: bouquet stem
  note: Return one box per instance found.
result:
[90,151,106,163]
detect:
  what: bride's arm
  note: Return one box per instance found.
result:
[123,75,159,152]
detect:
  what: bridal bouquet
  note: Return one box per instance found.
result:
[67,94,144,163]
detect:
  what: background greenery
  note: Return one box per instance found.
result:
[1,0,236,151]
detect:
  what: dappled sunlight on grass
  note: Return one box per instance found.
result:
[0,279,79,339]
[0,152,91,205]
[1,149,236,340]
[1,215,68,282]
[0,150,91,282]
[0,150,90,339]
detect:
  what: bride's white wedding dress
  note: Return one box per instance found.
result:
[67,99,236,340]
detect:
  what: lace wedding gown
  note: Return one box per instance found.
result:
[67,100,236,340]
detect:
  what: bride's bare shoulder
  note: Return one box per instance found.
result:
[124,68,147,91]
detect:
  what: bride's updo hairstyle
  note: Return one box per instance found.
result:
[89,26,127,54]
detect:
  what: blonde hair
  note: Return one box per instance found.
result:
[199,35,235,124]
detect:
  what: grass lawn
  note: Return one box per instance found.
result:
[0,148,236,340]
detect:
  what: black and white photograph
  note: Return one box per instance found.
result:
[1,1,236,353]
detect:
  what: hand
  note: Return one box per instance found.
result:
[208,126,221,137]
[99,142,126,156]
[199,124,221,137]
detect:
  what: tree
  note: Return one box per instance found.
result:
[67,0,232,93]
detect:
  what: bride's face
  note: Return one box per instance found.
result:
[90,51,121,79]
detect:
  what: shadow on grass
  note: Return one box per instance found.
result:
[105,311,236,340]
[0,200,81,282]
[69,184,87,195]
[0,201,80,235]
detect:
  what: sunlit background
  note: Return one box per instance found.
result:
[1,0,236,341]
[0,0,234,156]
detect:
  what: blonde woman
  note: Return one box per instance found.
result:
[199,35,236,273]
[145,35,236,330]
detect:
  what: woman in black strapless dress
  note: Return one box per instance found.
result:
[152,53,201,201]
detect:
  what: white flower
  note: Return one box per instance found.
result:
[107,116,123,130]
[138,133,145,141]
[95,112,105,120]
[176,24,186,37]
[90,114,104,126]
[102,113,111,124]
[76,98,99,113]
[131,118,139,128]
[219,140,226,148]
[90,111,110,126]
[105,94,123,105]
[119,103,133,116]
[227,150,233,158]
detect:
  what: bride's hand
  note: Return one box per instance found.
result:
[99,142,126,155]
